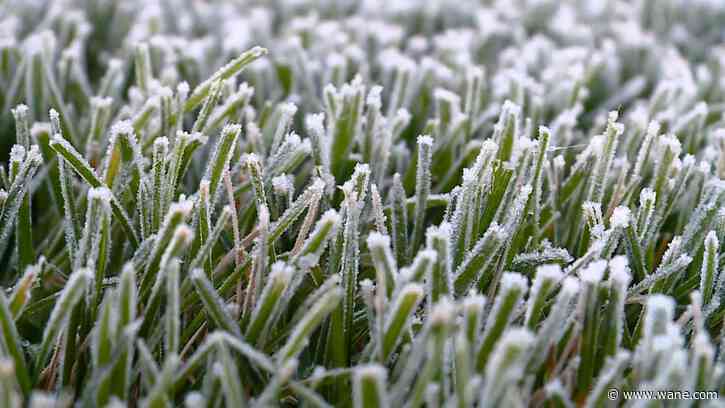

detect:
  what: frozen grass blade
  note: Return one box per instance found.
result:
[279,286,341,363]
[293,209,340,268]
[0,145,41,260]
[474,272,528,372]
[701,231,719,306]
[191,268,241,338]
[367,232,397,299]
[12,108,34,271]
[454,223,506,295]
[50,134,139,247]
[166,259,181,355]
[139,199,193,301]
[215,342,247,408]
[525,264,562,330]
[353,364,388,408]
[34,268,91,379]
[269,178,325,242]
[389,174,409,266]
[576,260,607,397]
[245,262,292,346]
[205,124,241,201]
[410,135,433,257]
[480,328,533,406]
[588,112,622,204]
[380,283,424,362]
[0,291,31,394]
[185,47,267,112]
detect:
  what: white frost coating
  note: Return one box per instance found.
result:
[646,294,675,321]
[394,108,411,126]
[428,222,452,240]
[173,224,193,241]
[12,104,28,116]
[367,231,391,249]
[417,135,433,147]
[184,392,205,408]
[640,188,656,204]
[516,137,538,154]
[222,123,242,137]
[157,86,173,99]
[26,145,42,164]
[356,363,386,380]
[359,279,375,298]
[480,139,498,157]
[579,260,607,283]
[168,199,194,218]
[269,261,294,282]
[177,81,190,97]
[561,277,580,296]
[500,99,521,118]
[659,134,682,157]
[705,230,719,248]
[500,272,528,293]
[430,297,455,326]
[9,145,26,162]
[7,1,725,401]
[589,135,605,156]
[91,96,113,109]
[154,136,169,149]
[463,291,486,312]
[486,222,507,241]
[309,177,326,194]
[88,186,112,203]
[582,201,601,214]
[647,120,661,138]
[77,266,94,281]
[284,132,302,148]
[544,379,568,398]
[243,152,261,166]
[111,120,135,136]
[607,110,623,133]
[418,248,437,263]
[366,85,383,110]
[608,256,630,284]
[682,154,695,169]
[353,364,386,408]
[535,264,564,282]
[340,75,364,99]
[24,31,52,56]
[30,122,51,137]
[280,102,298,119]
[651,330,682,354]
[190,268,205,281]
[272,174,293,195]
[485,327,534,375]
[433,87,461,107]
[319,209,341,225]
[305,113,325,136]
[49,109,60,123]
[693,332,715,360]
[400,282,425,299]
[610,206,631,229]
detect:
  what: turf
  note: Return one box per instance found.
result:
[0,0,724,406]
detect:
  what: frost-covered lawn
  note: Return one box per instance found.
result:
[0,0,724,407]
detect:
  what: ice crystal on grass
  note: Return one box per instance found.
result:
[1,0,725,406]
